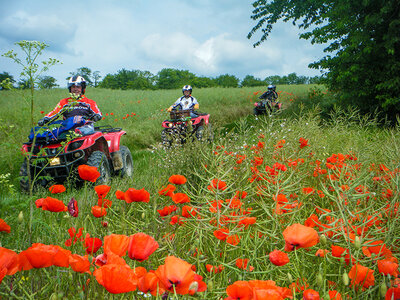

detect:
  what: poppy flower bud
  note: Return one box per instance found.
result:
[354,236,361,249]
[320,234,327,246]
[189,281,199,293]
[380,282,388,297]
[18,211,24,223]
[316,273,323,287]
[340,256,345,264]
[342,272,349,286]
[287,272,293,283]
[207,280,213,292]
[141,212,145,219]
[49,293,58,300]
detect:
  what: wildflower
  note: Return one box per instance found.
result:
[124,188,150,203]
[94,185,111,199]
[269,250,290,266]
[48,184,66,194]
[65,227,84,247]
[138,271,165,296]
[299,137,309,149]
[115,190,125,200]
[171,192,191,204]
[348,264,375,289]
[226,234,240,246]
[98,198,112,208]
[19,243,57,269]
[69,254,91,273]
[158,184,176,197]
[168,174,187,185]
[303,289,320,299]
[35,197,67,212]
[157,205,177,217]
[103,234,130,256]
[91,206,107,218]
[377,259,399,277]
[213,228,229,241]
[283,223,319,251]
[236,258,254,271]
[128,233,159,262]
[84,234,103,255]
[225,281,253,300]
[78,164,100,182]
[0,247,19,275]
[67,197,79,217]
[0,219,11,233]
[207,178,227,191]
[155,256,196,295]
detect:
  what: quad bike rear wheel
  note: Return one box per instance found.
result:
[87,151,111,185]
[118,146,133,178]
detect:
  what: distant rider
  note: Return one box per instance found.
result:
[167,85,199,118]
[38,76,102,135]
[259,84,279,112]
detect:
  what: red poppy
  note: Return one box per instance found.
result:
[236,258,254,271]
[377,259,399,277]
[103,234,130,256]
[138,271,165,296]
[207,178,227,191]
[168,174,187,185]
[303,289,320,299]
[0,219,11,233]
[386,287,400,300]
[98,198,113,208]
[283,223,319,251]
[35,197,67,212]
[124,188,150,203]
[84,234,103,255]
[115,190,125,200]
[329,290,342,300]
[52,245,71,268]
[182,206,197,218]
[205,264,224,273]
[155,256,195,295]
[69,254,91,273]
[128,233,159,262]
[0,267,6,284]
[226,234,240,246]
[315,249,329,257]
[67,197,79,217]
[348,264,375,289]
[299,137,310,149]
[93,185,110,199]
[269,250,290,266]
[0,247,19,275]
[171,192,191,204]
[48,184,66,194]
[93,264,138,294]
[225,281,253,300]
[238,217,257,228]
[78,164,100,182]
[91,205,107,218]
[157,205,177,217]
[65,227,84,247]
[158,184,176,197]
[19,243,57,270]
[213,228,229,241]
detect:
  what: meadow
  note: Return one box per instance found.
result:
[0,85,399,299]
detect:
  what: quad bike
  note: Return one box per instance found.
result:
[20,116,133,192]
[161,109,213,148]
[254,96,282,115]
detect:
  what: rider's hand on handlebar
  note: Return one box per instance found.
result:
[38,118,46,126]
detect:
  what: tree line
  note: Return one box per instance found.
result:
[0,68,321,91]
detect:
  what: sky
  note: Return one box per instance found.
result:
[0,0,326,87]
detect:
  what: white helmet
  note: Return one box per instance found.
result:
[182,85,192,95]
[68,76,87,94]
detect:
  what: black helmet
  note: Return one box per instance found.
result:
[267,84,276,91]
[182,85,192,95]
[68,76,87,94]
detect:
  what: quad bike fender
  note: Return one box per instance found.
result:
[162,120,172,128]
[84,136,111,161]
[192,115,209,126]
[103,130,126,153]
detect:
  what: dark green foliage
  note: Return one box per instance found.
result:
[99,69,155,90]
[156,68,196,89]
[38,76,59,89]
[0,72,15,90]
[214,74,239,87]
[249,0,400,119]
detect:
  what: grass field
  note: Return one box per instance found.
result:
[1,85,399,299]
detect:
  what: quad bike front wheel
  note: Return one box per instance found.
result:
[118,146,133,178]
[19,158,48,193]
[87,151,111,185]
[161,128,184,148]
[195,124,213,143]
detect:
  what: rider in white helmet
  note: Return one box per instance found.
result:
[38,75,102,135]
[167,85,199,118]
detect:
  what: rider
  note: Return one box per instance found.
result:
[38,76,102,135]
[167,85,199,118]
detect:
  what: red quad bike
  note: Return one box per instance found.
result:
[161,109,213,148]
[20,117,133,192]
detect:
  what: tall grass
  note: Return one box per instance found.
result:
[1,85,398,299]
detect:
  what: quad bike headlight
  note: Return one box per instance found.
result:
[67,140,84,151]
[168,123,173,128]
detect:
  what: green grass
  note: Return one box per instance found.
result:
[1,85,399,299]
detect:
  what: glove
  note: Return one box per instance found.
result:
[92,114,101,122]
[38,118,46,126]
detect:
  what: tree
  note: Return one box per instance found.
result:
[0,72,15,90]
[156,68,196,89]
[92,71,101,87]
[99,69,155,90]
[248,0,400,116]
[214,74,239,88]
[241,75,265,87]
[38,75,59,89]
